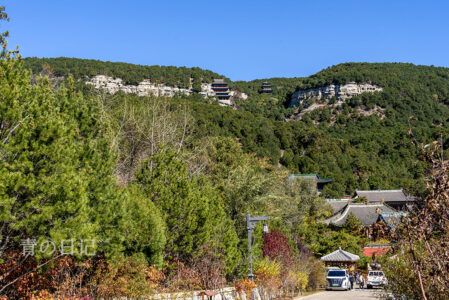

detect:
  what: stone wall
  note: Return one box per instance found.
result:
[290,82,383,107]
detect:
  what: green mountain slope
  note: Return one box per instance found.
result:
[198,63,449,197]
[23,57,227,88]
[22,58,449,197]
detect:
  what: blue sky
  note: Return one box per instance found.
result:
[4,0,449,80]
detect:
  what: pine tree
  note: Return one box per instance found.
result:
[0,57,96,254]
[136,149,239,270]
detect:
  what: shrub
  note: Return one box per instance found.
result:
[235,278,257,294]
[94,254,152,298]
[306,259,326,290]
[254,258,281,292]
[165,260,202,291]
[262,230,293,266]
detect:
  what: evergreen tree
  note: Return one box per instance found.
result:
[0,57,98,255]
[120,185,166,266]
[136,149,239,270]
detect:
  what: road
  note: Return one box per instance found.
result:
[298,289,384,300]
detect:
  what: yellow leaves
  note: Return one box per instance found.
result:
[234,278,257,293]
[287,270,309,291]
[145,266,165,289]
[255,258,281,278]
[254,258,281,289]
[29,290,52,300]
[95,254,152,298]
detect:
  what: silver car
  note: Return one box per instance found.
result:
[326,269,351,291]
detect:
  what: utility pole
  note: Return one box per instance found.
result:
[246,214,269,280]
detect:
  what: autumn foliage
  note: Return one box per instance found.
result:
[262,230,293,266]
[385,147,449,300]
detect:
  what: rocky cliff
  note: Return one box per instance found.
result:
[86,75,248,104]
[290,82,383,107]
[86,75,192,97]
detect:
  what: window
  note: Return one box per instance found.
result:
[328,270,346,277]
[369,271,384,276]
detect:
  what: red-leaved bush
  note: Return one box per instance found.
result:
[262,230,293,266]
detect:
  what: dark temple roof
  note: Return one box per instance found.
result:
[325,203,398,226]
[355,189,411,203]
[377,212,407,228]
[326,199,351,214]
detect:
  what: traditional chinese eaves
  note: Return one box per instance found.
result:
[326,199,350,214]
[321,248,360,262]
[355,189,409,203]
[325,203,398,226]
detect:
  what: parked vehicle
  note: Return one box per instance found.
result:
[367,270,388,289]
[326,269,351,291]
[325,266,340,273]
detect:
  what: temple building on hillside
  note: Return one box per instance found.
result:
[376,212,405,229]
[366,212,406,240]
[324,201,407,240]
[259,81,273,94]
[211,79,231,101]
[199,79,248,107]
[288,173,333,194]
[321,248,360,270]
[325,197,352,214]
[324,203,398,227]
[355,189,415,211]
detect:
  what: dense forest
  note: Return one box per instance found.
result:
[2,54,343,297]
[1,3,448,298]
[194,63,449,197]
[24,57,227,88]
[24,58,449,199]
[2,29,449,297]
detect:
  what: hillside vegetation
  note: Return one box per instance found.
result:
[1,49,448,297]
[24,57,226,87]
[3,54,340,297]
[1,0,447,296]
[23,58,449,198]
[234,63,449,196]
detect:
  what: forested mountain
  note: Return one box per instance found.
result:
[2,0,448,296]
[22,58,449,197]
[3,52,449,297]
[236,62,449,98]
[197,63,449,197]
[24,57,227,87]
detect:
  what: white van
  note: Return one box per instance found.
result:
[326,269,351,291]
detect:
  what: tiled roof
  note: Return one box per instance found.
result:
[362,245,391,257]
[378,212,407,228]
[325,203,398,226]
[355,189,411,203]
[326,199,350,214]
[321,248,360,262]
